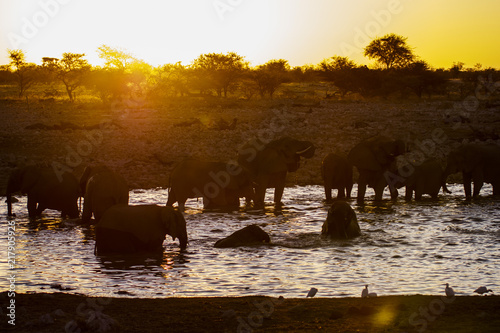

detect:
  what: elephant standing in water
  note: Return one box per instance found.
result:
[167,159,254,211]
[80,165,129,224]
[348,136,405,203]
[321,153,353,203]
[394,159,448,201]
[322,201,360,239]
[95,204,188,254]
[443,143,500,199]
[237,137,315,209]
[6,165,79,218]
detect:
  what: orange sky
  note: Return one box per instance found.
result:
[1,0,499,69]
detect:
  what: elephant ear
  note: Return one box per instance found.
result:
[161,207,188,250]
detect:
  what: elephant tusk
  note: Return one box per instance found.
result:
[296,146,312,155]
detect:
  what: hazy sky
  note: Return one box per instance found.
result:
[1,0,499,69]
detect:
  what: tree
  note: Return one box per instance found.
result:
[43,53,91,102]
[97,45,135,71]
[191,52,248,97]
[364,34,414,69]
[252,59,290,98]
[7,49,37,97]
[320,56,358,97]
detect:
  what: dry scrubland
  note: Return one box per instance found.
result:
[1,88,500,194]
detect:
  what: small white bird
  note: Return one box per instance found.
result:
[445,283,455,297]
[361,285,369,298]
[474,286,493,295]
[306,287,318,298]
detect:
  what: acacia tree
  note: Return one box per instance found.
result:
[320,56,358,97]
[364,34,414,69]
[191,52,248,97]
[252,59,290,98]
[58,53,91,102]
[8,49,37,97]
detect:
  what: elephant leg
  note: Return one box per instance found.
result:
[463,173,472,200]
[27,196,38,218]
[405,186,413,201]
[346,183,353,199]
[357,179,367,204]
[414,189,423,201]
[253,184,266,209]
[337,187,346,200]
[472,172,484,197]
[82,196,93,223]
[166,190,177,207]
[273,173,287,207]
[324,184,333,203]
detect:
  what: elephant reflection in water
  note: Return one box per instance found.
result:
[443,143,500,199]
[6,165,80,219]
[95,204,187,254]
[167,159,254,211]
[238,136,315,209]
[80,165,129,224]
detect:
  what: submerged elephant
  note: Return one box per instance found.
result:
[393,159,448,201]
[6,165,79,218]
[348,136,405,203]
[443,143,500,199]
[95,204,188,254]
[237,136,315,209]
[322,201,360,239]
[321,153,353,203]
[214,225,270,248]
[80,165,129,224]
[167,159,254,211]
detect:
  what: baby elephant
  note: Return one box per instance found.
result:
[95,205,188,254]
[322,201,360,239]
[214,225,270,248]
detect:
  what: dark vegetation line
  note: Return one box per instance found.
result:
[1,33,498,103]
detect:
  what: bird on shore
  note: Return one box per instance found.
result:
[445,283,455,297]
[361,285,369,298]
[306,287,318,298]
[474,286,493,295]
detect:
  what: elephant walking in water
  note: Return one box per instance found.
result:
[321,153,353,203]
[80,165,129,224]
[443,143,500,199]
[348,136,405,204]
[167,159,254,211]
[95,204,188,254]
[238,136,315,209]
[6,165,80,219]
[393,159,448,201]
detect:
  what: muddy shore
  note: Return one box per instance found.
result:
[2,292,500,332]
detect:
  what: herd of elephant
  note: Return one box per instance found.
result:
[5,136,500,254]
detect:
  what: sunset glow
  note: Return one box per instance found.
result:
[1,0,499,69]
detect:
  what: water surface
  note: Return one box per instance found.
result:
[1,185,499,298]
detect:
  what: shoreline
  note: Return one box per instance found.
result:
[2,292,499,332]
